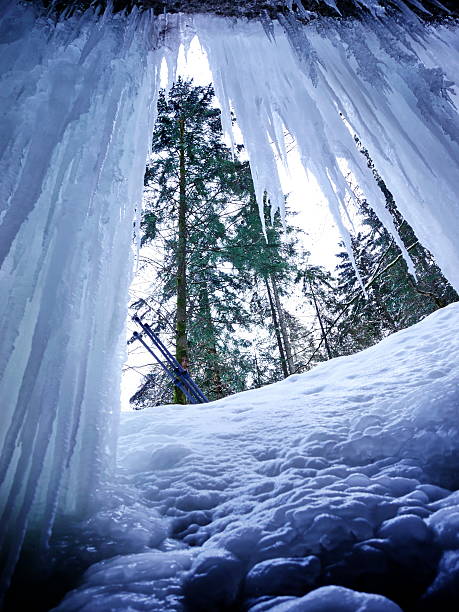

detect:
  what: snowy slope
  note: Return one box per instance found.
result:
[55,303,459,611]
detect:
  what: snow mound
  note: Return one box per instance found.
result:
[55,303,459,610]
[248,585,403,611]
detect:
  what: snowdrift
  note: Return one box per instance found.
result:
[55,303,459,611]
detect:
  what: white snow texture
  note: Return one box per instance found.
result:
[55,303,459,610]
[0,0,459,603]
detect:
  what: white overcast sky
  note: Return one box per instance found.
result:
[171,38,343,269]
[121,37,345,409]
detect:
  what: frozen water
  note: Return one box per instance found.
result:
[193,12,459,288]
[1,0,459,601]
[37,1,457,20]
[0,2,175,592]
[244,556,321,598]
[247,585,404,611]
[54,303,459,610]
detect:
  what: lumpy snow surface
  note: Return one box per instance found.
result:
[55,304,459,611]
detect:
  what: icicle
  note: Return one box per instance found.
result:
[160,13,182,95]
[394,0,431,15]
[429,0,451,13]
[259,9,275,41]
[195,16,287,222]
[194,12,459,291]
[0,2,167,593]
[324,171,368,295]
[322,0,341,15]
[133,203,144,274]
[213,66,237,158]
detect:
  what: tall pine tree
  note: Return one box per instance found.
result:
[130,79,301,405]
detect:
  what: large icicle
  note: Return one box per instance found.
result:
[194,10,459,290]
[0,3,176,592]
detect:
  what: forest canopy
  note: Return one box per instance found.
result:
[126,79,458,408]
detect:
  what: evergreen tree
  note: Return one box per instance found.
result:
[129,79,300,405]
[127,85,457,402]
[291,137,458,369]
[137,79,252,402]
[294,262,340,368]
[306,142,458,360]
[225,197,302,378]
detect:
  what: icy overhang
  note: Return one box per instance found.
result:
[27,0,458,20]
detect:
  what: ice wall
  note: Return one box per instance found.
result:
[194,10,459,289]
[0,2,170,591]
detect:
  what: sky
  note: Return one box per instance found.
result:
[173,37,343,270]
[121,36,346,410]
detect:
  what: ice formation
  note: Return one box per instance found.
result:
[192,11,459,286]
[54,303,459,610]
[34,0,458,19]
[0,1,168,591]
[1,0,459,601]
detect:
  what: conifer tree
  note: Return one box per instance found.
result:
[129,79,301,405]
[303,142,459,361]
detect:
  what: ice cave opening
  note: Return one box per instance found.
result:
[1,1,459,610]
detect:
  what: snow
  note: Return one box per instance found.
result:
[53,303,459,610]
[244,555,321,597]
[1,0,459,601]
[249,586,404,611]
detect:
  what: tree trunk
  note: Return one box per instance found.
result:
[201,282,224,398]
[174,116,188,404]
[265,277,289,378]
[254,354,262,388]
[406,250,448,309]
[408,275,447,309]
[372,284,398,331]
[270,273,294,375]
[309,279,333,360]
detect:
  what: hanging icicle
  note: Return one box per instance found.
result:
[0,2,182,594]
[193,9,459,289]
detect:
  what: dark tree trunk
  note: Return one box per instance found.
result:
[174,116,188,404]
[309,279,333,360]
[253,354,262,388]
[372,284,398,331]
[201,282,224,398]
[270,273,294,374]
[265,277,289,378]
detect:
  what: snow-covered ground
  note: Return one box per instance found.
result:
[54,303,459,611]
